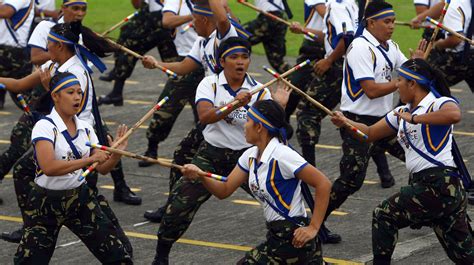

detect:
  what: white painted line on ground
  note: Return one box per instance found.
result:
[133,221,151,227]
[55,240,81,249]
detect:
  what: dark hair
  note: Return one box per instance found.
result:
[192,0,210,8]
[252,100,293,140]
[50,21,119,57]
[401,58,452,97]
[364,0,392,19]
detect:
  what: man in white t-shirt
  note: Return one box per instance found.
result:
[0,0,35,109]
[97,0,179,106]
[323,1,422,241]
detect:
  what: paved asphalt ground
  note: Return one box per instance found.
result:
[1,52,474,265]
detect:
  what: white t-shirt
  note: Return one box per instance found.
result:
[304,0,326,41]
[36,0,55,11]
[340,29,407,117]
[163,0,197,56]
[187,24,239,76]
[41,56,95,126]
[31,107,99,190]
[413,0,442,7]
[238,137,308,222]
[323,0,358,57]
[443,0,472,52]
[149,0,163,12]
[255,0,285,13]
[28,16,65,50]
[0,0,35,47]
[195,72,272,150]
[384,93,457,174]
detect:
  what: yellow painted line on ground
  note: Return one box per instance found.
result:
[453,131,474,137]
[104,59,114,64]
[0,111,12,115]
[468,110,474,114]
[159,83,165,87]
[0,215,362,264]
[100,185,141,192]
[248,72,262,77]
[316,144,341,150]
[4,174,12,179]
[0,139,10,144]
[124,99,154,105]
[450,88,462,93]
[125,80,139,85]
[105,121,117,125]
[232,200,348,216]
[363,180,378,184]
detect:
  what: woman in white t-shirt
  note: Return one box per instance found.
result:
[14,72,132,264]
[330,58,474,264]
[182,99,332,264]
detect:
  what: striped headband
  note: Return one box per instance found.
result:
[63,0,87,6]
[366,8,395,20]
[248,107,288,144]
[220,45,249,59]
[398,66,441,98]
[193,6,213,17]
[51,75,81,94]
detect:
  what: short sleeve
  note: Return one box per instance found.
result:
[28,21,53,50]
[254,87,272,101]
[433,96,459,111]
[163,0,178,14]
[384,106,405,132]
[31,120,55,145]
[346,41,375,81]
[3,0,29,12]
[237,148,254,173]
[277,147,309,179]
[40,60,55,72]
[305,0,326,6]
[413,0,430,6]
[195,76,216,105]
[443,3,464,33]
[85,123,99,146]
[186,38,203,65]
[329,3,355,36]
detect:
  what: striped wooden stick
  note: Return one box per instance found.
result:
[426,16,474,45]
[215,60,310,115]
[87,142,228,182]
[16,94,31,115]
[237,0,317,41]
[424,0,450,59]
[80,96,170,180]
[263,66,369,141]
[180,22,193,34]
[101,11,139,37]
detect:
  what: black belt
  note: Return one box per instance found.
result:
[266,216,309,230]
[34,183,84,197]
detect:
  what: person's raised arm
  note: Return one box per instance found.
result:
[210,0,230,37]
[30,48,51,66]
[141,55,199,75]
[95,124,129,174]
[181,164,248,199]
[162,11,193,29]
[0,70,41,93]
[395,101,461,125]
[197,92,251,124]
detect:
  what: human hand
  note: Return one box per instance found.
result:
[292,225,318,248]
[142,55,158,69]
[313,58,332,76]
[330,111,348,128]
[39,68,52,91]
[181,164,203,180]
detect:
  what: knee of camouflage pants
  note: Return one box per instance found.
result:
[372,199,399,258]
[13,152,36,220]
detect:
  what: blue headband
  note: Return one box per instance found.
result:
[193,6,213,17]
[48,31,106,74]
[51,75,81,93]
[248,106,287,144]
[63,0,87,6]
[355,8,396,37]
[220,45,249,59]
[398,66,441,98]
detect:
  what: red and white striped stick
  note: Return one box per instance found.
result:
[180,22,193,34]
[16,94,30,115]
[86,142,228,182]
[215,60,310,115]
[425,16,474,46]
[263,66,369,141]
[80,96,169,180]
[424,0,451,59]
[101,11,139,37]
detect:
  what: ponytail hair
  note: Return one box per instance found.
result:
[400,58,452,98]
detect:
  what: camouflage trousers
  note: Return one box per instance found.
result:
[14,184,132,264]
[245,12,290,73]
[112,8,178,80]
[0,44,33,109]
[428,50,474,92]
[157,140,247,244]
[285,39,326,121]
[372,167,474,264]
[325,113,406,216]
[238,218,323,265]
[146,65,204,144]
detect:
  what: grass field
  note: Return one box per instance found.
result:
[62,0,424,57]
